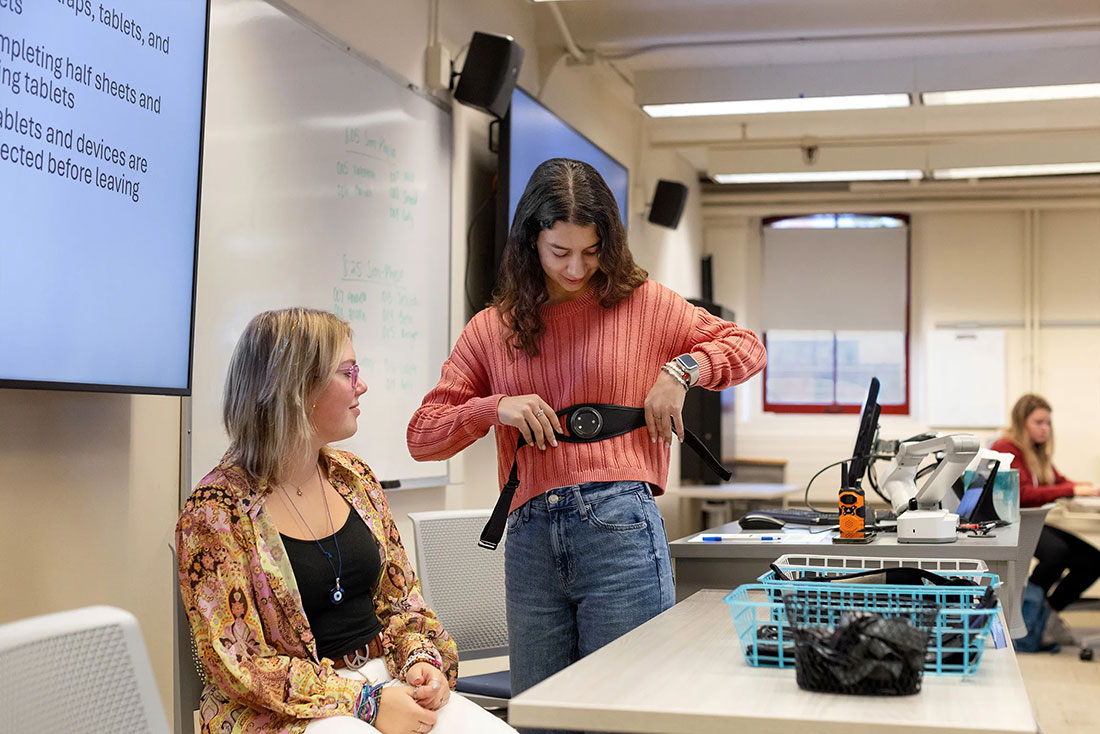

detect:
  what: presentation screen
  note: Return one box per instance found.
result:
[0,0,208,394]
[501,87,628,239]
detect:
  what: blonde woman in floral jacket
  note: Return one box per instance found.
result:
[177,308,515,734]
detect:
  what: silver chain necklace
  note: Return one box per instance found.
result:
[278,463,345,605]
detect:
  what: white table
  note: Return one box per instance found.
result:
[669,482,802,503]
[670,521,1027,639]
[669,482,802,533]
[509,590,1038,734]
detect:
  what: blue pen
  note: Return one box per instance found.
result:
[701,536,723,542]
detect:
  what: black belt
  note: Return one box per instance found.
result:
[478,403,731,550]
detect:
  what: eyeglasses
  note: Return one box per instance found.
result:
[339,364,360,385]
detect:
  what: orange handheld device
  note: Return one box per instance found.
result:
[838,487,866,537]
[838,462,867,538]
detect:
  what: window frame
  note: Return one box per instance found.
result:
[760,212,911,416]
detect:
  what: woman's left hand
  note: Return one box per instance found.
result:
[406,662,450,710]
[644,370,688,445]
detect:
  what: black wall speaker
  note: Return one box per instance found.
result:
[700,255,714,302]
[453,32,524,119]
[647,180,688,229]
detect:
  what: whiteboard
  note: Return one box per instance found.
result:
[926,329,1006,428]
[189,0,450,490]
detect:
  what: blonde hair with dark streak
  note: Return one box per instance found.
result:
[493,157,647,357]
[222,308,352,484]
[1004,393,1055,485]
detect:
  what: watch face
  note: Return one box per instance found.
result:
[676,354,699,371]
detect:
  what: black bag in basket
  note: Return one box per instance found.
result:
[782,594,938,696]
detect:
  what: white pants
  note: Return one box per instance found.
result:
[304,658,515,734]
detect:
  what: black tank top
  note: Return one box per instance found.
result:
[281,505,383,660]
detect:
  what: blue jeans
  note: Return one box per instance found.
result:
[504,481,675,732]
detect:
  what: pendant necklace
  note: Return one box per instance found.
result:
[279,463,345,604]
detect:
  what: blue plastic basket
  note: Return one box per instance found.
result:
[761,556,1003,589]
[724,580,1000,676]
[758,554,1000,589]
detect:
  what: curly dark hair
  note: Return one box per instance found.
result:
[492,158,647,357]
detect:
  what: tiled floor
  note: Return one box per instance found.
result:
[1016,607,1100,734]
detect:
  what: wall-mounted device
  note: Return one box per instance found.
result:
[647,180,688,229]
[452,31,524,119]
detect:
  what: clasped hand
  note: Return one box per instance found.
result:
[374,663,447,734]
[406,661,449,710]
[375,685,437,734]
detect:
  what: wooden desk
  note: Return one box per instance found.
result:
[509,590,1037,734]
[670,521,1027,639]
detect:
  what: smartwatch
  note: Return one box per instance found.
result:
[673,353,700,387]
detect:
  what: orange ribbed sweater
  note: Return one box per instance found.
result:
[407,280,767,511]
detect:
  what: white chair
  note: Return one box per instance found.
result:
[409,509,510,710]
[0,605,170,733]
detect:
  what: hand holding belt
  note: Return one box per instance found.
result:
[478,403,731,550]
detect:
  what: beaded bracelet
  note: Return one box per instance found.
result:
[398,647,443,680]
[354,681,385,724]
[660,363,690,391]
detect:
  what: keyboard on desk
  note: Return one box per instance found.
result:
[742,508,840,526]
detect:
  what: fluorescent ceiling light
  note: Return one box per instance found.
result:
[643,93,910,118]
[922,82,1100,106]
[932,162,1100,179]
[714,170,923,184]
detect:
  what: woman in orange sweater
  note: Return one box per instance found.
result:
[990,394,1100,618]
[407,158,766,722]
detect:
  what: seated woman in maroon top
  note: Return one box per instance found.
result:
[990,394,1100,615]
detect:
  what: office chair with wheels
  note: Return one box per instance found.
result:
[1015,505,1053,605]
[409,509,510,710]
[0,605,170,733]
[1037,503,1100,660]
[1013,505,1053,651]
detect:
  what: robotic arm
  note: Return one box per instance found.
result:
[880,434,980,542]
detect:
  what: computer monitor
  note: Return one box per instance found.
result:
[847,377,881,489]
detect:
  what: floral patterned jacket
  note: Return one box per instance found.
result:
[176,448,458,734]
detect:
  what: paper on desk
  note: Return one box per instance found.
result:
[687,532,834,544]
[1063,496,1100,512]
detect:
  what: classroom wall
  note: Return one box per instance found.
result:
[705,206,1100,503]
[0,390,181,710]
[0,0,703,713]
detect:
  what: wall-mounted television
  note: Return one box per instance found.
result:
[476,87,628,308]
[0,1,209,395]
